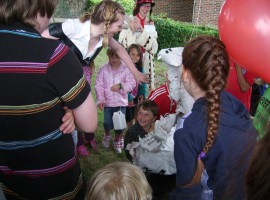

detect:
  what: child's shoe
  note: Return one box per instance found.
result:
[77,145,89,156]
[102,135,111,149]
[90,139,97,151]
[114,139,124,154]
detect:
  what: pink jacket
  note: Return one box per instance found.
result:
[95,61,136,107]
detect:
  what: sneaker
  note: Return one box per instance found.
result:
[90,139,97,151]
[77,145,89,156]
[114,139,123,154]
[102,135,111,149]
[120,137,124,150]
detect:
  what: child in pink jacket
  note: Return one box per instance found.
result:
[95,48,136,153]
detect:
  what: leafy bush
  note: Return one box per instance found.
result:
[155,17,218,51]
[87,0,135,14]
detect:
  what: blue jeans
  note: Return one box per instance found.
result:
[103,107,126,134]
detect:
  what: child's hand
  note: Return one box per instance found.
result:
[98,103,105,111]
[60,106,75,134]
[128,100,134,106]
[138,95,144,103]
[111,83,121,92]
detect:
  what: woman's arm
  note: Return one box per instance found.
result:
[108,37,149,84]
[72,92,98,133]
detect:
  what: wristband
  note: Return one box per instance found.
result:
[119,83,122,89]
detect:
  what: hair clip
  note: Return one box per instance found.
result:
[197,151,206,159]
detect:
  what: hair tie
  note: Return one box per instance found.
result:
[197,151,206,159]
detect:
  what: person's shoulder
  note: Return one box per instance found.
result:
[148,84,167,99]
[121,62,132,73]
[125,125,138,138]
[62,18,87,35]
[37,37,65,57]
[63,18,81,25]
[98,62,110,72]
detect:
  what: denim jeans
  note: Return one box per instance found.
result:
[104,106,126,134]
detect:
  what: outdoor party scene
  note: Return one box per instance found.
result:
[0,0,270,199]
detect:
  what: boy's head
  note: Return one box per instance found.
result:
[136,100,158,129]
[106,48,121,68]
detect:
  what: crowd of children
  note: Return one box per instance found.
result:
[1,0,270,200]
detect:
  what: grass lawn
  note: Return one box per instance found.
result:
[79,48,167,180]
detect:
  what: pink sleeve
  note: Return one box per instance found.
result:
[130,83,138,98]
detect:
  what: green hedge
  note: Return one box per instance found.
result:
[87,0,134,14]
[155,17,218,51]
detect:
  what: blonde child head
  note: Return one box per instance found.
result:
[85,161,152,200]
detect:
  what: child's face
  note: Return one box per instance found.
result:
[129,48,140,64]
[108,54,121,68]
[136,107,155,130]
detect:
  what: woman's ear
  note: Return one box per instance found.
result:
[181,66,189,82]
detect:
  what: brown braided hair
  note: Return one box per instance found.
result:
[80,0,125,48]
[181,35,230,187]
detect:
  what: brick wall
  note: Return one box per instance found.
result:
[193,0,224,27]
[153,0,193,22]
[153,0,224,27]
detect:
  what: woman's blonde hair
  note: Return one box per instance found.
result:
[80,0,125,47]
[85,161,152,200]
[0,0,57,27]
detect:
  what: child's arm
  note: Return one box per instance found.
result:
[94,66,107,110]
[108,37,149,84]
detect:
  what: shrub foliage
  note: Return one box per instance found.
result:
[154,17,218,51]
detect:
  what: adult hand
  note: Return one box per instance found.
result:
[133,19,143,32]
[60,106,75,134]
[136,71,150,85]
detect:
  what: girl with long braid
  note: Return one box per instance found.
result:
[170,35,257,200]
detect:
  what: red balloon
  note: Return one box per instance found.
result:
[218,0,270,83]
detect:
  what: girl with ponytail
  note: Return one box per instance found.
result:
[170,35,257,200]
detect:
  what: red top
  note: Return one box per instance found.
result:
[148,83,177,120]
[226,60,256,111]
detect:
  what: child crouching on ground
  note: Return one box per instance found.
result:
[95,48,136,153]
